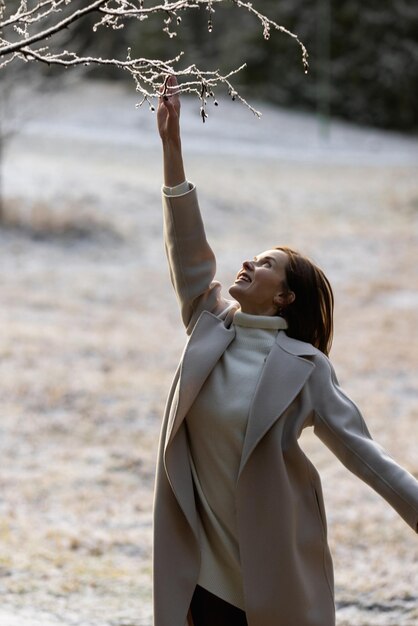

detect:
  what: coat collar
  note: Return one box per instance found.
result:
[165,310,316,454]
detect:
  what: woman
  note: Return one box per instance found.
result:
[153,77,418,626]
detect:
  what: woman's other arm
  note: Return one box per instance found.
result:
[311,354,418,533]
[157,77,232,332]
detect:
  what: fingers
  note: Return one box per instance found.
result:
[158,88,175,108]
[166,74,178,87]
[159,74,170,96]
[160,73,179,100]
[157,74,181,141]
[165,74,178,91]
[161,96,176,115]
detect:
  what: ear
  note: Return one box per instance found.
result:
[273,290,295,309]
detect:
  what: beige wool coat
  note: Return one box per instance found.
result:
[153,185,418,626]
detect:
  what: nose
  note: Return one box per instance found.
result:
[242,260,254,271]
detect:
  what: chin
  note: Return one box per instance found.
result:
[228,283,245,303]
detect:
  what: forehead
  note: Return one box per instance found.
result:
[255,249,288,267]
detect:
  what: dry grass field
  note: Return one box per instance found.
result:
[0,80,417,625]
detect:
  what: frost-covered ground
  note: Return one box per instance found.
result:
[1,79,418,625]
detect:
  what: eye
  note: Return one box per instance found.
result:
[254,257,272,267]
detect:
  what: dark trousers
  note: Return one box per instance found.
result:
[190,585,248,626]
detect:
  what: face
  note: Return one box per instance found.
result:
[229,249,293,316]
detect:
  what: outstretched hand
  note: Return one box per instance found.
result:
[157,74,186,187]
[157,75,181,146]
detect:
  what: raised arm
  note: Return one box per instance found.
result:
[157,77,233,332]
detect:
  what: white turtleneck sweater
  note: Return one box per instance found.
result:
[186,310,288,610]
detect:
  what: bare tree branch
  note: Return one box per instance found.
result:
[1,0,309,120]
[1,1,108,56]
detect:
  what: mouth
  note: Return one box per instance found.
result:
[235,271,252,284]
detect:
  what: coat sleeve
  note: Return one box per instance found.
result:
[163,184,234,333]
[310,354,418,533]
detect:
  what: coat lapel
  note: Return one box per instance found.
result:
[163,311,235,541]
[238,331,316,478]
[165,311,235,450]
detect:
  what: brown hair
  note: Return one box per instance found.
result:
[275,246,334,356]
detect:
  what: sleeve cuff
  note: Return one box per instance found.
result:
[162,180,190,196]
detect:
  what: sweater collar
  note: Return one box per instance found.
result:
[233,310,288,330]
